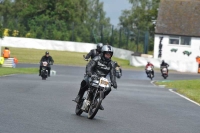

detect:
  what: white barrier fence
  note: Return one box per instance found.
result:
[0,37,133,60]
[1,37,199,73]
[130,56,199,73]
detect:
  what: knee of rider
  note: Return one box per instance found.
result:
[105,87,111,93]
[81,80,87,88]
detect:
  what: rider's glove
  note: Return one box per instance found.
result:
[112,82,117,89]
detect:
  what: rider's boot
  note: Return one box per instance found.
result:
[74,82,88,103]
[74,95,82,103]
[99,104,104,110]
[99,88,111,110]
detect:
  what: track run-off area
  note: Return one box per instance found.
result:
[0,64,199,133]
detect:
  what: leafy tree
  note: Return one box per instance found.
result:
[0,0,111,44]
[119,0,160,51]
[0,23,3,38]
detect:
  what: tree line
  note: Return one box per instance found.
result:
[0,0,160,52]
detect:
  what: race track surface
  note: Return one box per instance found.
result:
[0,64,199,133]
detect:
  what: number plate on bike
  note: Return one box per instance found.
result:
[99,77,109,87]
[43,62,48,66]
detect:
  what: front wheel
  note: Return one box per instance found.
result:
[87,91,103,119]
[75,102,83,116]
[163,74,168,79]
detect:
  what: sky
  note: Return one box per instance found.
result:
[99,0,132,26]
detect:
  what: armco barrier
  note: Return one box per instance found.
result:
[2,58,16,68]
[0,37,134,60]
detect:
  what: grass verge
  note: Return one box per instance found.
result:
[156,80,200,104]
[6,47,144,70]
[0,67,38,76]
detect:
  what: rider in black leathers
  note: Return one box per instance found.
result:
[84,43,103,60]
[39,51,54,77]
[74,45,117,110]
[114,61,122,78]
[160,60,169,73]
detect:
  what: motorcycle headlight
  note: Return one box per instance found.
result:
[99,77,109,88]
[115,67,119,70]
[100,80,109,85]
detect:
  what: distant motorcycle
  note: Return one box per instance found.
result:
[40,61,53,80]
[40,61,48,80]
[74,75,113,119]
[161,66,168,79]
[146,66,154,80]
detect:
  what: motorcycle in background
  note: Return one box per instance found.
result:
[161,66,168,79]
[40,61,48,80]
[40,61,53,80]
[146,66,154,80]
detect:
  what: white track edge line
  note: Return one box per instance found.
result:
[0,74,16,77]
[150,81,156,86]
[169,89,200,106]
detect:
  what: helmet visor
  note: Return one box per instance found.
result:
[104,52,113,59]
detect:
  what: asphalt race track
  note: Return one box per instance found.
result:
[0,64,200,133]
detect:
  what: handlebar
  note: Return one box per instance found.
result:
[39,62,53,65]
[91,74,99,79]
[83,55,88,61]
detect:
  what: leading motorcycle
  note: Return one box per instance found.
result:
[74,75,113,119]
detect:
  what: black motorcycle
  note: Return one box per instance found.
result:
[146,66,154,80]
[75,75,113,119]
[40,61,53,80]
[161,66,168,79]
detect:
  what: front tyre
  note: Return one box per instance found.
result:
[88,92,103,119]
[75,102,83,116]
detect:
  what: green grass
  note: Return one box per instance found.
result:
[156,80,200,104]
[0,67,38,76]
[7,47,143,70]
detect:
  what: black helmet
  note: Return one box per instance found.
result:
[101,45,113,61]
[97,43,103,52]
[45,51,49,55]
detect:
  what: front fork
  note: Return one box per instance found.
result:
[91,89,104,106]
